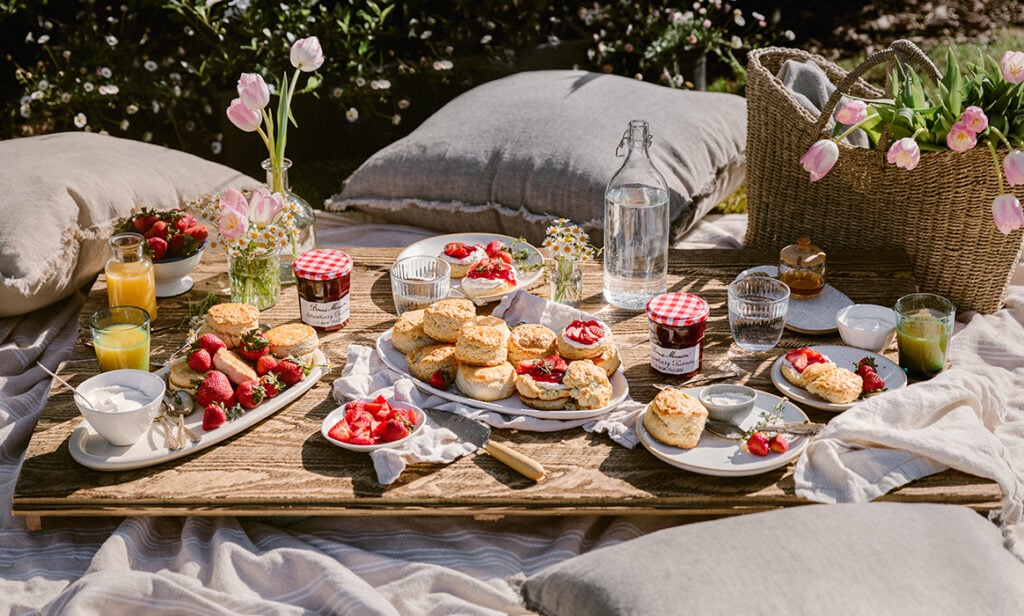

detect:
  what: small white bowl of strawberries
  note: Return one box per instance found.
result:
[117,208,209,297]
[322,396,425,452]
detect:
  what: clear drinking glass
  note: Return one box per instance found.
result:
[90,305,151,372]
[390,256,451,315]
[727,277,790,352]
[895,293,954,379]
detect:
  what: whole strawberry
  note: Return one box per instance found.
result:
[144,220,169,240]
[147,237,168,260]
[855,356,879,378]
[862,370,887,395]
[769,434,790,453]
[746,432,771,457]
[197,370,235,407]
[236,379,266,409]
[239,330,270,362]
[197,333,227,356]
[255,355,278,376]
[273,359,304,386]
[429,369,449,390]
[187,348,212,372]
[202,403,228,431]
[380,418,411,443]
[260,373,282,398]
[132,214,158,234]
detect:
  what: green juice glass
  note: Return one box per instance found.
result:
[895,293,954,379]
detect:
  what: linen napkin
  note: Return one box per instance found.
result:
[794,292,1024,560]
[332,290,649,484]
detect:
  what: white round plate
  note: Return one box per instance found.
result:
[770,344,908,412]
[321,398,426,451]
[636,385,810,477]
[375,328,628,421]
[396,233,545,303]
[736,265,852,334]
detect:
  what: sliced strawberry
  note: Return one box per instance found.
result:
[746,432,771,457]
[515,354,567,382]
[788,352,809,373]
[443,242,471,260]
[769,434,790,453]
[328,419,352,443]
[564,319,605,345]
[345,407,374,431]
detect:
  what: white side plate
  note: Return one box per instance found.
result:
[736,265,853,334]
[636,386,810,477]
[769,344,907,412]
[69,350,329,471]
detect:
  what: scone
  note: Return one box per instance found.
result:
[212,348,259,386]
[422,299,477,342]
[642,388,707,449]
[439,241,486,278]
[455,361,517,402]
[781,360,835,388]
[562,359,613,410]
[203,302,260,348]
[507,324,557,364]
[805,366,863,404]
[406,344,457,384]
[391,309,437,354]
[556,319,613,360]
[461,258,518,298]
[454,316,510,367]
[590,346,621,376]
[514,355,571,410]
[264,323,319,359]
[169,359,205,392]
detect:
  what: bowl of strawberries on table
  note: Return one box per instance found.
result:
[116,208,209,297]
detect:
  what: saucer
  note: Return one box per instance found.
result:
[736,265,852,335]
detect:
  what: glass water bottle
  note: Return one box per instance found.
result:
[105,232,157,319]
[603,119,670,310]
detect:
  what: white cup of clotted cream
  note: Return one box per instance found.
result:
[836,304,898,353]
[75,369,165,446]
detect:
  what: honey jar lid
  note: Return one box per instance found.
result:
[293,249,352,281]
[646,292,709,327]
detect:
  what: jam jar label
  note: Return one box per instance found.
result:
[299,296,350,329]
[649,340,701,375]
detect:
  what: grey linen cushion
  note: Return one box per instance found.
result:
[327,70,746,245]
[523,503,1024,616]
[0,132,257,317]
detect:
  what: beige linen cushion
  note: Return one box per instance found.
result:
[0,132,258,317]
[327,70,746,245]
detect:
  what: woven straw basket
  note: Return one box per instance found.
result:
[745,40,1024,314]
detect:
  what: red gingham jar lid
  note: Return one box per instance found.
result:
[646,292,709,327]
[292,249,352,281]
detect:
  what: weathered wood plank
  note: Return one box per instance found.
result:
[12,247,1001,519]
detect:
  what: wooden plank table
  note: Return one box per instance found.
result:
[12,247,1001,522]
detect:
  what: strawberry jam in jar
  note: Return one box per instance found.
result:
[645,292,709,377]
[293,249,353,331]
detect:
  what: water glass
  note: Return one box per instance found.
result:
[895,293,955,379]
[390,256,451,315]
[727,277,790,352]
[90,306,151,372]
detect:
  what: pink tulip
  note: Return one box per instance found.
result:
[800,139,839,182]
[219,208,249,241]
[219,188,249,216]
[946,122,977,152]
[248,187,285,226]
[226,97,261,132]
[959,106,988,133]
[834,99,867,125]
[237,73,269,111]
[886,137,921,170]
[1000,50,1024,84]
[992,194,1024,234]
[1004,150,1024,187]
[290,37,324,72]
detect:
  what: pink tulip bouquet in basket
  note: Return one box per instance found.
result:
[800,47,1024,234]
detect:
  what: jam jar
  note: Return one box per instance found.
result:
[292,249,353,331]
[778,237,826,299]
[645,292,709,377]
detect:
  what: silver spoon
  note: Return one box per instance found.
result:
[165,390,201,445]
[703,419,826,440]
[36,361,99,412]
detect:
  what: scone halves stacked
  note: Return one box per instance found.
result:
[454,315,515,401]
[203,302,260,348]
[780,350,863,404]
[643,388,707,449]
[555,319,621,375]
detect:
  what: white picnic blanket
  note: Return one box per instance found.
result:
[795,288,1024,560]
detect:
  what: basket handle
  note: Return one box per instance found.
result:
[813,39,943,136]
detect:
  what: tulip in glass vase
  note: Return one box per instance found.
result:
[227,36,325,283]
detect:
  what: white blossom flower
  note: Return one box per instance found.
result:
[370,79,391,90]
[38,79,49,89]
[144,60,158,72]
[105,35,118,46]
[100,67,112,78]
[152,100,161,113]
[211,141,223,155]
[420,30,432,40]
[397,99,410,109]
[752,11,765,20]
[74,113,87,128]
[345,107,359,122]
[432,59,453,71]
[126,104,138,114]
[83,82,94,92]
[391,114,401,125]
[731,35,743,49]
[31,90,43,100]
[107,84,119,94]
[98,86,108,95]
[355,76,366,87]
[61,92,71,103]
[120,119,130,130]
[19,105,30,118]
[37,35,50,44]
[785,30,796,41]
[142,131,152,141]
[480,34,492,45]
[332,87,343,98]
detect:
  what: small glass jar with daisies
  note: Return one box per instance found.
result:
[542,218,600,307]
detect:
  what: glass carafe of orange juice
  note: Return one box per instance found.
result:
[106,232,157,320]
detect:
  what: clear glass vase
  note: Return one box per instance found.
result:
[227,250,281,311]
[263,158,316,284]
[549,258,584,307]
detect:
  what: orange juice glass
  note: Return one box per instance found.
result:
[90,306,151,372]
[106,232,157,319]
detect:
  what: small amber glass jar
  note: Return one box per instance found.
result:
[645,292,709,377]
[778,237,826,299]
[292,249,353,331]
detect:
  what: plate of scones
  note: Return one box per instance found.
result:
[376,298,628,420]
[636,386,811,477]
[770,345,906,412]
[396,233,545,302]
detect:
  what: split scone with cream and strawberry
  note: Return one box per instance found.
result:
[461,257,518,298]
[514,354,573,410]
[780,347,862,405]
[439,241,487,278]
[555,319,620,375]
